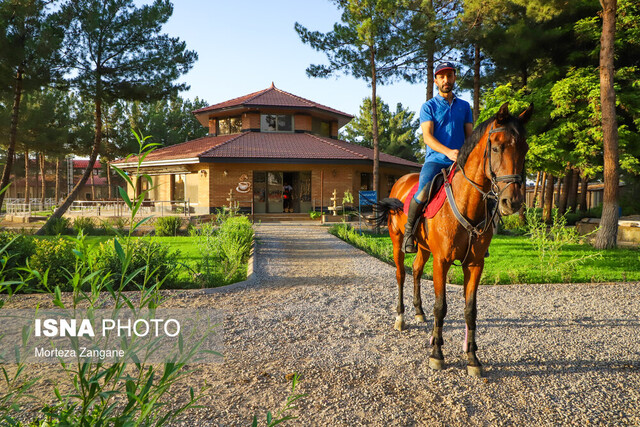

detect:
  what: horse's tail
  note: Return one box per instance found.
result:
[372,198,404,228]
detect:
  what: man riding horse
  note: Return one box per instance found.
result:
[403,62,474,253]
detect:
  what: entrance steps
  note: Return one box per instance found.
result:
[252,213,317,223]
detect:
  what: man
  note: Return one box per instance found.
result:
[402,62,474,253]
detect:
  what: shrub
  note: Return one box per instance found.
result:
[43,216,71,235]
[93,238,181,290]
[155,216,182,236]
[192,215,254,287]
[0,231,36,278]
[30,237,76,290]
[73,217,95,235]
[498,213,527,235]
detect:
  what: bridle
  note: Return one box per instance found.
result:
[444,122,524,265]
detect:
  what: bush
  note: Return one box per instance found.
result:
[193,214,254,287]
[30,237,76,290]
[155,216,182,236]
[0,231,36,278]
[73,217,95,235]
[43,216,71,235]
[93,238,181,290]
[498,213,527,235]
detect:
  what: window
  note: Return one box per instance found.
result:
[216,116,242,135]
[360,172,373,191]
[312,118,331,137]
[261,114,293,132]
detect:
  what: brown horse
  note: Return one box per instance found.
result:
[375,102,533,377]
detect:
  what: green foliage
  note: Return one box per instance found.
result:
[73,216,95,235]
[93,238,180,290]
[309,211,323,220]
[155,216,183,236]
[191,214,254,287]
[30,237,76,290]
[0,231,36,275]
[341,96,421,161]
[43,216,71,235]
[252,373,306,427]
[498,213,527,236]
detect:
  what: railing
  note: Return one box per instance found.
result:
[68,200,192,217]
[3,198,56,215]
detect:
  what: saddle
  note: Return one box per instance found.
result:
[403,165,457,220]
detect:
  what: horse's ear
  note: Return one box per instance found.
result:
[496,102,510,124]
[519,103,534,124]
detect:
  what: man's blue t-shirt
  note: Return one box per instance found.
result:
[420,94,473,164]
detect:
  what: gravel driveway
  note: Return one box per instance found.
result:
[170,224,640,426]
[4,223,640,425]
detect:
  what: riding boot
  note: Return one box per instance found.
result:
[402,197,426,253]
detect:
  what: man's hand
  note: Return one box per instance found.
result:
[447,149,459,162]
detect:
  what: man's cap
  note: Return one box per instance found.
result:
[435,62,456,75]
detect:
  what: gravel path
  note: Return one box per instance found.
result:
[4,224,640,425]
[170,224,640,426]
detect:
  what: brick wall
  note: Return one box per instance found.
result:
[294,114,312,132]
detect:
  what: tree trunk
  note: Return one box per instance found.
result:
[107,163,112,199]
[91,165,96,200]
[472,44,481,123]
[370,47,380,232]
[531,171,541,208]
[0,68,24,210]
[426,51,434,101]
[555,176,562,210]
[37,93,103,235]
[39,152,46,210]
[543,175,555,223]
[539,172,547,209]
[558,173,571,215]
[579,174,589,212]
[24,149,30,204]
[567,168,579,212]
[594,0,619,249]
[55,157,60,202]
[518,179,526,222]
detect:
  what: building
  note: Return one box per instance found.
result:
[112,84,421,215]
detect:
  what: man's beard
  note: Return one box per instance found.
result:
[439,83,454,93]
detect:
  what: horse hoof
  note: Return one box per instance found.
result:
[428,357,444,371]
[467,365,483,377]
[415,314,426,323]
[394,315,406,331]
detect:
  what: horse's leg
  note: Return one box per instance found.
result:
[392,232,406,331]
[429,258,450,370]
[462,263,484,377]
[412,248,430,323]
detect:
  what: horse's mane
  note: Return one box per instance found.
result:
[457,113,526,168]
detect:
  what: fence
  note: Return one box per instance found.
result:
[3,198,56,216]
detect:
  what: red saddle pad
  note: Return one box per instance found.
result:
[404,167,456,219]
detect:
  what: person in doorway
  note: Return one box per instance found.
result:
[403,62,474,253]
[283,182,293,212]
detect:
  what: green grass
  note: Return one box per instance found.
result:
[329,225,640,285]
[36,235,208,288]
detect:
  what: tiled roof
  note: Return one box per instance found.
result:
[114,132,420,169]
[193,83,353,119]
[74,160,101,168]
[111,133,239,164]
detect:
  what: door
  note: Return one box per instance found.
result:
[267,172,283,213]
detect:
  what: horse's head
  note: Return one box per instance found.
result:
[483,102,533,216]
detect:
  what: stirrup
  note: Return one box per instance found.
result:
[402,233,417,253]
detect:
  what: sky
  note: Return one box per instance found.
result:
[160,0,440,122]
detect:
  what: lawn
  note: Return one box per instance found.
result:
[329,225,640,285]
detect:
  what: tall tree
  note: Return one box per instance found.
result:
[341,96,421,161]
[0,0,64,209]
[296,0,406,202]
[38,0,196,234]
[594,0,619,249]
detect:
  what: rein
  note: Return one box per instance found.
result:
[444,123,522,266]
